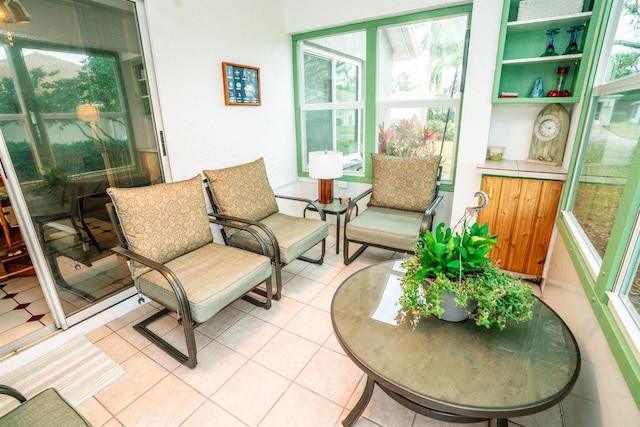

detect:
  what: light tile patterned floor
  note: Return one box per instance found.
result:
[14,227,639,426]
[0,276,51,348]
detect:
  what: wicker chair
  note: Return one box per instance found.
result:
[106,176,272,368]
[203,158,328,300]
[343,154,443,264]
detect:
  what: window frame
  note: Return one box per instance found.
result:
[292,5,472,188]
[558,0,640,404]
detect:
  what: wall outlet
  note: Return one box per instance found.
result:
[337,181,348,189]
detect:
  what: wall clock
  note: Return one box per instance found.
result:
[527,103,570,165]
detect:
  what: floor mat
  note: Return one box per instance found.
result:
[0,335,124,415]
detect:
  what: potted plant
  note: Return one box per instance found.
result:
[399,220,536,330]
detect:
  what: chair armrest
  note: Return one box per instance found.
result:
[207,216,270,257]
[275,194,326,220]
[109,246,192,320]
[345,188,372,223]
[420,194,444,235]
[207,212,282,265]
[0,385,26,403]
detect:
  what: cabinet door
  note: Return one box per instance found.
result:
[478,177,562,277]
[479,176,521,269]
[505,179,543,273]
[524,180,563,275]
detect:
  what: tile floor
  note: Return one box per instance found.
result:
[0,276,51,348]
[0,252,131,352]
[66,227,640,427]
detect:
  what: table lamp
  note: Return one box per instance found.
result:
[309,150,343,204]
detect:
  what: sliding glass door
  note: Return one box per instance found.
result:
[0,0,164,328]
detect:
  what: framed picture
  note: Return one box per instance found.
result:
[222,62,261,106]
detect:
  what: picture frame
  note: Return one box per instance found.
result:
[222,62,261,106]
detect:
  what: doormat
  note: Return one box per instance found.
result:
[0,335,123,415]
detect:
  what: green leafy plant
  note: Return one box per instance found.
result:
[413,222,497,280]
[399,221,535,330]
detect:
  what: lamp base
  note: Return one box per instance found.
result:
[318,179,334,205]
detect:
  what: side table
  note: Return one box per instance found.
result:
[304,198,358,254]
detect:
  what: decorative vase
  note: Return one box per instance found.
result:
[439,291,477,322]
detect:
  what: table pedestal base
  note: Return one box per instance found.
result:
[343,376,508,427]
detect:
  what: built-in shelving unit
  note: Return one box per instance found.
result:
[493,1,603,104]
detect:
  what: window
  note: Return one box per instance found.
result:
[564,0,640,356]
[377,16,467,181]
[293,6,470,183]
[299,32,366,173]
[571,89,638,261]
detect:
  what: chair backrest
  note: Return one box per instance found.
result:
[106,176,212,278]
[203,157,279,221]
[369,154,441,212]
[106,202,128,250]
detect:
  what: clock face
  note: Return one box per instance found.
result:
[534,114,561,142]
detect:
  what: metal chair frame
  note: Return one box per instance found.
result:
[107,203,272,368]
[205,183,326,300]
[343,167,443,265]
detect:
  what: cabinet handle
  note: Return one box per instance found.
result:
[488,186,493,198]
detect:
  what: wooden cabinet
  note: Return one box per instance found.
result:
[492,0,604,104]
[478,176,562,277]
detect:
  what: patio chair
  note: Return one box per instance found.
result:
[106,176,272,368]
[343,154,443,264]
[0,385,91,426]
[203,158,329,300]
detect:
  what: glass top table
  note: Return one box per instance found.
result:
[331,260,581,426]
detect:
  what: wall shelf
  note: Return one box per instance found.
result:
[502,53,582,65]
[506,12,592,33]
[492,0,603,104]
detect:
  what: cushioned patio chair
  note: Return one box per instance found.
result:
[203,158,328,300]
[0,385,91,426]
[107,176,272,368]
[343,154,443,264]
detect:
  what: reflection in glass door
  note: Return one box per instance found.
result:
[0,0,163,327]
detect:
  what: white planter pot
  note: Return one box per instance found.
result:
[439,291,477,322]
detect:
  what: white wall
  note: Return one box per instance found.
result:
[142,0,298,190]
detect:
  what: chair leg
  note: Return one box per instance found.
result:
[242,277,273,309]
[133,308,198,368]
[244,269,282,301]
[274,263,282,300]
[344,239,368,265]
[299,238,326,265]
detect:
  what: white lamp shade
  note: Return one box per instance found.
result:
[308,151,343,179]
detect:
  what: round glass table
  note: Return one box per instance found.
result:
[331,260,581,427]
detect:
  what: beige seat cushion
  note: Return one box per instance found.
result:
[370,154,441,212]
[203,158,279,222]
[137,243,272,324]
[227,212,328,264]
[107,176,213,278]
[344,206,423,252]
